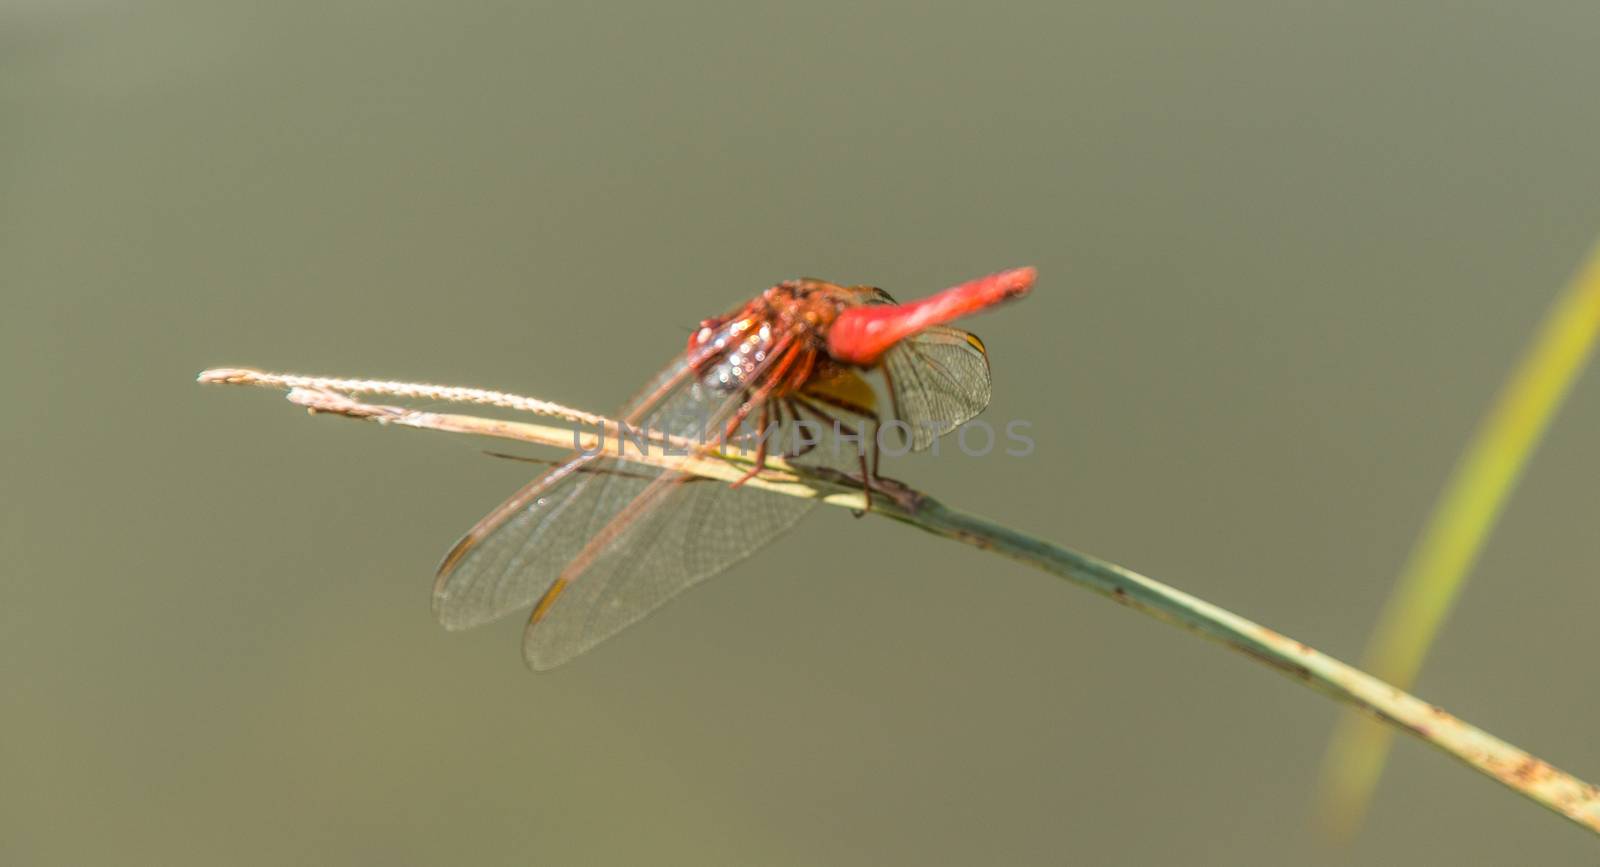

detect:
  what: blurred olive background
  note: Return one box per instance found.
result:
[5,2,1600,864]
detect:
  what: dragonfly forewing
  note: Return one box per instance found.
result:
[434,346,826,665]
[431,356,705,631]
[522,467,814,669]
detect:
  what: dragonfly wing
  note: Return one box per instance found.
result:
[521,357,825,669]
[522,470,814,669]
[433,453,672,630]
[432,357,700,631]
[880,324,992,450]
[437,335,821,666]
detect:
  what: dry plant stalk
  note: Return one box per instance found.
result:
[199,366,1600,836]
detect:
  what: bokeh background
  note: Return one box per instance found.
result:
[5,2,1600,864]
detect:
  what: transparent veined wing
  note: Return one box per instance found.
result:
[431,356,691,631]
[879,325,992,450]
[849,287,993,450]
[519,462,814,669]
[433,348,824,669]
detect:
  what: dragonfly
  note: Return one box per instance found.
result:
[435,266,1036,669]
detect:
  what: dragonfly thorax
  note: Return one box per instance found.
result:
[687,280,867,372]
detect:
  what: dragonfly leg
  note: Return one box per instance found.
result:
[778,398,821,459]
[730,400,771,488]
[717,334,809,489]
[856,447,873,515]
[856,420,924,511]
[785,395,886,515]
[838,415,873,514]
[718,333,803,443]
[857,424,921,511]
[865,473,922,510]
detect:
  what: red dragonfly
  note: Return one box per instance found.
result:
[435,267,1036,668]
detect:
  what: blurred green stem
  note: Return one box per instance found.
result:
[1319,241,1600,837]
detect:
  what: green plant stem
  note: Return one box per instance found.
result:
[199,367,1600,837]
[875,494,1600,835]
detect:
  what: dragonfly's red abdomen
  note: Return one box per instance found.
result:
[826,267,1035,365]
